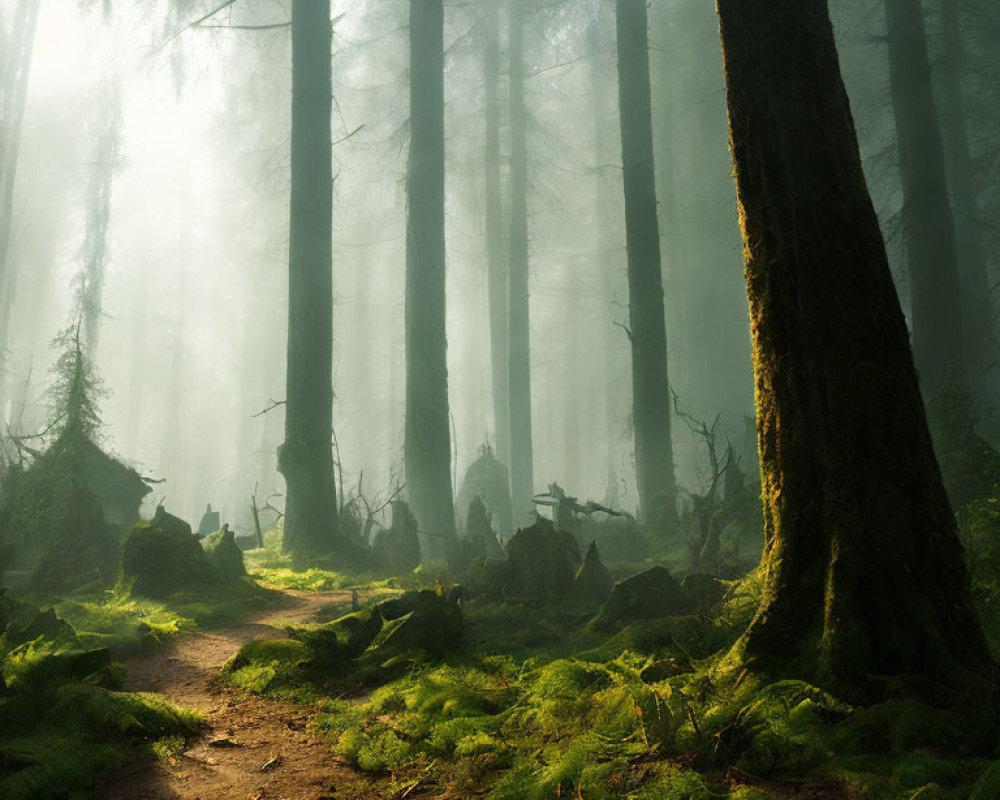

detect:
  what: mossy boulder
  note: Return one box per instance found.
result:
[120,508,219,599]
[375,590,463,657]
[594,566,693,627]
[203,524,247,581]
[501,517,581,603]
[288,606,384,670]
[574,541,614,605]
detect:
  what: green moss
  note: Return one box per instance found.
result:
[222,638,313,698]
[0,680,200,800]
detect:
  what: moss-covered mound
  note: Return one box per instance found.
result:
[120,509,220,599]
[375,590,463,657]
[0,438,122,595]
[288,606,384,671]
[203,524,247,581]
[593,565,692,628]
[501,518,581,603]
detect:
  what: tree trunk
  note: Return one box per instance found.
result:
[885,0,966,403]
[279,0,341,559]
[484,1,511,474]
[615,0,675,528]
[717,0,992,695]
[508,0,534,524]
[0,0,38,357]
[405,0,455,541]
[78,84,121,354]
[939,0,992,401]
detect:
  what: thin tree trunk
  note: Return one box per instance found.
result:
[124,259,148,457]
[484,0,511,474]
[885,0,966,402]
[279,0,341,559]
[615,0,675,528]
[0,0,38,357]
[717,0,992,695]
[78,84,121,354]
[939,0,992,400]
[508,0,534,524]
[588,24,623,509]
[405,0,455,541]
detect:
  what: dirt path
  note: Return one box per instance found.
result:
[98,590,378,800]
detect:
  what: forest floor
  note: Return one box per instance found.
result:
[96,589,382,800]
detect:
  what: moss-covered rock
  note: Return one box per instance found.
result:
[593,566,692,628]
[202,524,247,581]
[120,508,219,599]
[375,590,463,657]
[574,541,614,605]
[288,606,384,670]
[501,517,581,603]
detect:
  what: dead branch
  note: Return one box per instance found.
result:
[252,399,286,418]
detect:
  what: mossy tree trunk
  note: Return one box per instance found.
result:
[716,0,993,694]
[405,0,456,542]
[279,0,341,560]
[615,0,675,528]
[508,0,535,524]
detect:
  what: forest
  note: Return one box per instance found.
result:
[1,0,999,798]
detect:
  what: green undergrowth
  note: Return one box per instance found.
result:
[245,528,420,597]
[0,596,202,800]
[220,566,998,800]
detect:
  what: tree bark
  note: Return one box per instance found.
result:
[405,0,456,541]
[615,0,675,528]
[279,0,341,559]
[885,0,966,402]
[0,0,38,357]
[717,0,993,694]
[508,0,535,524]
[939,0,992,400]
[484,1,511,474]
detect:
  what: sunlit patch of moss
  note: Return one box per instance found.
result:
[0,681,201,800]
[221,638,317,701]
[54,595,197,652]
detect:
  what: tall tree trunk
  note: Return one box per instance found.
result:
[939,0,992,400]
[615,0,675,528]
[125,258,148,457]
[279,0,341,560]
[0,0,38,357]
[77,84,121,354]
[405,0,455,541]
[884,0,966,402]
[484,0,511,474]
[717,0,992,695]
[508,0,534,523]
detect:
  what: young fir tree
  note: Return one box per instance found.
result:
[716,0,994,696]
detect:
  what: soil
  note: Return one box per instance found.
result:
[97,589,382,800]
